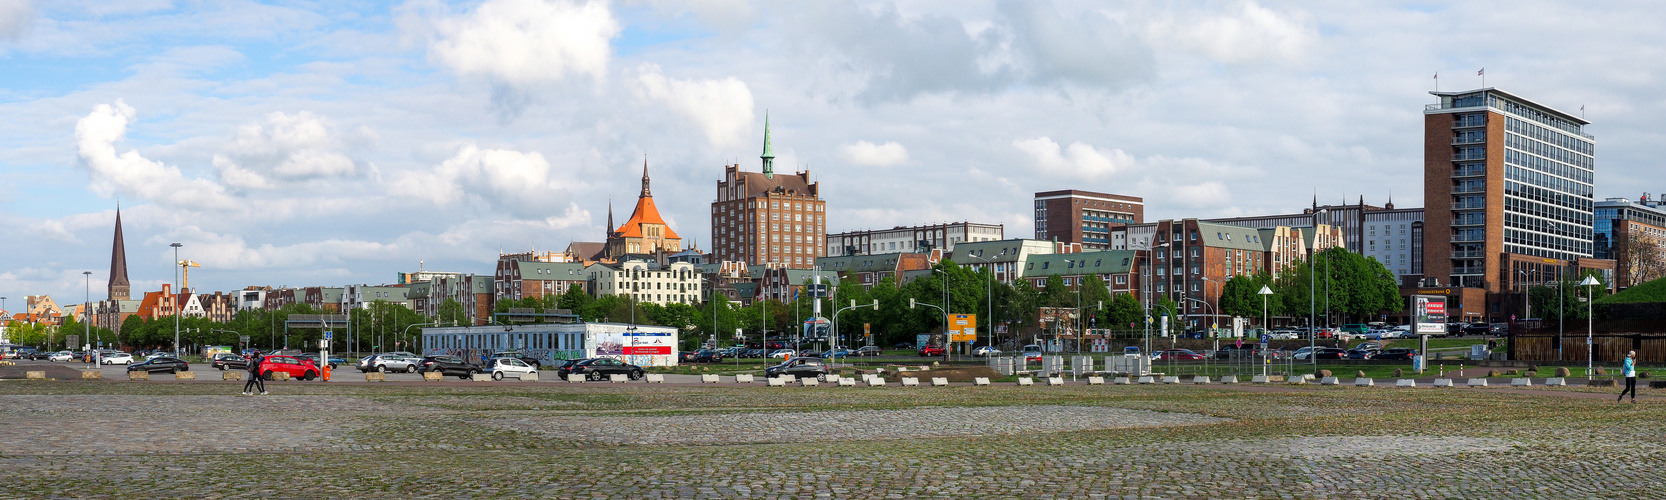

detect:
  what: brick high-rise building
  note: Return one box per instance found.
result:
[712,115,826,268]
[1423,88,1597,292]
[1033,190,1143,250]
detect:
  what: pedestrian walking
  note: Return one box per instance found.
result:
[243,353,267,395]
[1619,350,1638,403]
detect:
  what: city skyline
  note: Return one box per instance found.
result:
[2,1,1663,302]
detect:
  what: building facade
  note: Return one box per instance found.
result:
[1033,190,1143,250]
[1595,196,1666,288]
[1146,220,1279,329]
[826,222,1003,257]
[712,118,826,268]
[496,260,587,301]
[606,162,683,260]
[816,252,938,289]
[1361,207,1425,281]
[1424,88,1597,292]
[948,239,1063,285]
[585,260,703,306]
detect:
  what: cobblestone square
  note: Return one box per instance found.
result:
[0,377,1660,499]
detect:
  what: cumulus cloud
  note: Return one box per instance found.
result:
[840,140,910,167]
[212,111,365,190]
[0,0,31,41]
[632,64,755,149]
[75,101,239,211]
[1147,1,1314,64]
[391,144,582,218]
[425,0,621,87]
[1012,136,1133,177]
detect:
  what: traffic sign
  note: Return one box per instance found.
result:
[324,331,333,341]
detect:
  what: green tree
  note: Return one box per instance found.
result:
[555,284,593,313]
[436,298,468,327]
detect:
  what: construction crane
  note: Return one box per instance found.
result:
[178,260,200,292]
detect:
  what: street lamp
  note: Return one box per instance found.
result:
[834,299,879,366]
[170,242,182,356]
[965,254,995,354]
[1063,259,1082,356]
[932,267,950,360]
[1580,275,1601,378]
[1258,284,1274,377]
[83,272,92,369]
[1518,270,1530,322]
[1142,242,1171,360]
[1309,209,1326,373]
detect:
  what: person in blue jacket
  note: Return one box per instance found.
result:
[1619,350,1638,403]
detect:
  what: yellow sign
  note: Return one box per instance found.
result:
[864,323,871,338]
[950,314,977,342]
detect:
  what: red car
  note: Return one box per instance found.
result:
[1153,349,1205,361]
[917,345,945,357]
[257,355,322,381]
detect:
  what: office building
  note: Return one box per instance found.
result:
[1595,195,1666,288]
[1033,190,1143,250]
[825,222,1003,257]
[712,116,826,268]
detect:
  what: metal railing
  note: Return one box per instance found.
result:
[1452,185,1485,194]
[1453,167,1485,177]
[1454,151,1486,161]
[1451,137,1485,145]
[1451,234,1484,243]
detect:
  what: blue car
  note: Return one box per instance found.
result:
[820,348,852,359]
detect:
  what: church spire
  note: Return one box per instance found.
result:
[640,156,652,198]
[760,111,774,179]
[108,206,131,301]
[607,197,615,235]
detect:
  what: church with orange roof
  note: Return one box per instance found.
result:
[604,161,683,260]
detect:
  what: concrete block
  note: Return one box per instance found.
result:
[1433,379,1453,387]
[222,371,243,381]
[1161,376,1181,384]
[1286,377,1306,385]
[931,377,949,387]
[25,371,45,380]
[1510,378,1532,387]
[1017,377,1033,386]
[780,374,796,383]
[825,375,842,384]
[867,377,887,387]
[1137,376,1155,384]
[567,374,585,383]
[1114,377,1132,385]
[271,372,291,381]
[1193,376,1211,384]
[1544,377,1566,386]
[1396,379,1416,387]
[175,370,196,380]
[645,373,665,383]
[128,371,149,381]
[1354,378,1374,387]
[1087,376,1105,385]
[734,374,754,383]
[521,371,538,382]
[973,377,990,386]
[700,374,719,383]
[609,374,628,383]
[838,377,858,386]
[1218,375,1238,384]
[1320,376,1340,385]
[902,377,920,387]
[1251,375,1270,384]
[422,372,442,381]
[1047,376,1065,386]
[767,377,786,386]
[470,373,489,382]
[1467,378,1488,387]
[800,378,818,387]
[81,370,102,380]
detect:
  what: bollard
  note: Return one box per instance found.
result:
[1016,377,1034,386]
[1113,377,1132,385]
[734,374,754,384]
[1046,376,1065,386]
[1396,379,1417,387]
[645,373,665,383]
[365,372,387,382]
[867,377,887,387]
[700,374,719,383]
[609,374,628,383]
[973,377,990,386]
[901,377,920,387]
[1087,376,1105,385]
[800,378,818,387]
[1193,376,1211,384]
[82,370,102,379]
[1433,379,1454,387]
[1354,378,1374,387]
[1217,375,1238,384]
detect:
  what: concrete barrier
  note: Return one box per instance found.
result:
[780,374,797,384]
[1433,379,1453,387]
[471,373,489,382]
[81,370,102,380]
[1114,377,1132,385]
[734,374,754,383]
[1467,378,1488,387]
[931,377,949,387]
[1251,375,1270,384]
[839,377,858,386]
[1047,376,1065,386]
[902,377,920,387]
[1396,379,1416,387]
[1137,376,1155,384]
[645,373,665,383]
[1087,376,1105,385]
[1354,378,1374,387]
[128,371,149,381]
[522,372,538,382]
[1510,378,1532,387]
[800,378,818,387]
[1544,377,1566,386]
[767,377,787,386]
[867,377,887,387]
[973,377,990,386]
[609,374,628,383]
[826,374,842,384]
[1218,375,1238,384]
[1161,376,1181,384]
[1320,376,1339,385]
[25,371,45,380]
[422,372,443,381]
[175,370,196,380]
[222,371,243,381]
[1016,377,1033,386]
[700,374,720,383]
[1286,377,1306,385]
[1193,376,1210,384]
[567,374,584,383]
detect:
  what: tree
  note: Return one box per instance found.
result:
[1105,292,1143,332]
[436,299,468,327]
[1619,233,1666,287]
[555,284,594,313]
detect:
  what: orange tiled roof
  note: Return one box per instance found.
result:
[615,195,680,240]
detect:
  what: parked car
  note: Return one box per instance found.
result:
[127,357,190,374]
[893,342,915,349]
[360,354,419,373]
[1214,345,1263,360]
[554,359,589,380]
[1269,330,1300,340]
[917,345,945,357]
[1022,344,1044,362]
[1340,324,1370,335]
[417,355,480,379]
[100,352,134,365]
[690,349,725,363]
[1153,349,1205,361]
[1291,346,1315,360]
[769,349,796,359]
[1462,323,1492,336]
[483,357,538,381]
[1374,348,1417,361]
[973,346,1001,357]
[765,357,829,381]
[491,351,543,369]
[48,351,74,362]
[257,355,321,381]
[294,353,342,369]
[852,346,883,357]
[23,350,51,360]
[821,348,852,359]
[1345,348,1375,360]
[211,353,249,371]
[1311,347,1349,360]
[564,358,644,381]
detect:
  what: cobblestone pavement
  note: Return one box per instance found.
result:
[0,380,1663,499]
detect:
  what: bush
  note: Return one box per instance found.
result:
[1318,369,1332,378]
[1556,366,1571,377]
[1393,368,1404,377]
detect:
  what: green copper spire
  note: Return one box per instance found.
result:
[760,111,774,179]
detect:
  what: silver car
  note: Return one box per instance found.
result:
[368,354,420,373]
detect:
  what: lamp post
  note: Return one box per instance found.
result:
[1580,275,1601,378]
[1309,209,1326,373]
[932,267,950,360]
[1063,259,1082,356]
[965,254,995,354]
[170,242,182,356]
[1142,242,1170,359]
[1518,270,1530,322]
[83,272,92,369]
[1200,275,1221,353]
[1258,284,1274,377]
[833,299,878,367]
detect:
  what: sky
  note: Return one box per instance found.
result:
[1,0,1664,306]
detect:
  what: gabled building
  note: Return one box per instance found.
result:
[947,239,1061,285]
[606,162,683,260]
[585,260,702,306]
[1019,250,1143,298]
[497,261,586,301]
[712,115,827,268]
[816,252,938,289]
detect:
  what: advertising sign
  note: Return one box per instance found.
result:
[594,329,676,355]
[1412,295,1447,335]
[917,334,932,349]
[802,317,830,341]
[949,314,977,342]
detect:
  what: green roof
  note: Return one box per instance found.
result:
[1597,276,1663,304]
[1192,221,1268,252]
[1021,250,1138,278]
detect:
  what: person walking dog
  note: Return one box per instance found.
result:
[243,353,267,395]
[1619,350,1638,403]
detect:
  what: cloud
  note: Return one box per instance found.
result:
[212,111,365,190]
[1147,1,1314,64]
[1012,136,1133,177]
[840,140,910,167]
[425,0,621,87]
[632,64,754,149]
[391,144,583,218]
[75,101,239,211]
[995,1,1155,88]
[0,0,31,41]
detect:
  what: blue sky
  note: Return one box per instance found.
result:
[1,0,1663,307]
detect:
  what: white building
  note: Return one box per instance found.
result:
[1361,207,1425,281]
[584,259,703,306]
[421,322,680,367]
[826,222,1004,256]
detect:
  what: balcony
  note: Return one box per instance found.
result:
[1452,137,1485,145]
[1452,166,1485,177]
[1452,250,1485,259]
[1453,151,1486,161]
[1452,266,1484,275]
[1452,217,1485,227]
[1451,233,1485,243]
[1452,184,1485,194]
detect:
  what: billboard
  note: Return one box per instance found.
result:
[949,314,977,342]
[802,317,830,341]
[1412,295,1447,335]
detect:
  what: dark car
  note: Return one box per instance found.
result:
[1374,348,1417,361]
[554,359,587,380]
[417,355,479,379]
[917,345,945,357]
[1446,323,1464,335]
[127,357,190,374]
[211,353,249,371]
[295,353,341,369]
[1345,348,1375,360]
[23,350,50,360]
[491,351,542,369]
[852,346,883,357]
[690,349,724,363]
[1312,347,1349,360]
[1462,323,1492,336]
[562,358,644,381]
[893,342,915,349]
[1153,349,1205,361]
[765,357,829,381]
[1214,345,1264,360]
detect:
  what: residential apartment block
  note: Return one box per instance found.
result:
[712,118,826,268]
[496,260,586,301]
[1033,190,1143,250]
[585,260,703,306]
[816,252,939,289]
[826,222,1003,257]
